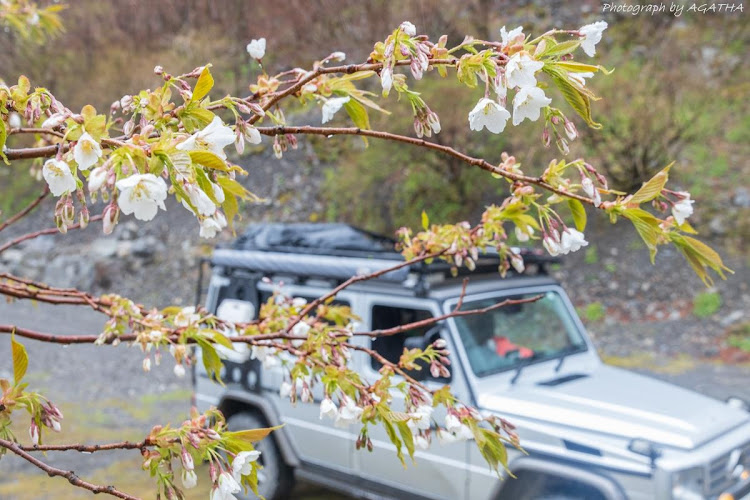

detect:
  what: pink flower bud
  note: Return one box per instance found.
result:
[181,447,194,471]
[29,420,40,445]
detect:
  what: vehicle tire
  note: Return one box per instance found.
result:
[226,412,295,500]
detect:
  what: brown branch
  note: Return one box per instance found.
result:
[256,126,595,205]
[0,438,140,500]
[0,214,103,254]
[19,439,152,453]
[9,127,66,138]
[0,186,49,233]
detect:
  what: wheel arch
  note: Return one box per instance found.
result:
[493,456,627,500]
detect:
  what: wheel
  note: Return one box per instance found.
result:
[226,412,295,500]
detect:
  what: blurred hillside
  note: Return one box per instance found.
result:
[0,0,748,356]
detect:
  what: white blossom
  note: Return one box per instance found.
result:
[468,98,511,134]
[515,226,533,242]
[174,364,186,378]
[232,450,261,480]
[408,405,433,431]
[319,397,338,420]
[500,25,524,48]
[334,397,363,428]
[380,67,393,95]
[279,381,293,398]
[211,472,241,500]
[414,435,430,451]
[42,159,77,197]
[250,346,279,369]
[512,86,552,126]
[560,228,588,254]
[73,132,102,170]
[246,38,266,59]
[400,21,417,36]
[569,71,594,88]
[581,177,595,198]
[505,53,544,89]
[176,116,236,160]
[672,195,694,225]
[437,429,458,445]
[116,174,168,221]
[41,113,67,129]
[29,423,39,445]
[543,234,561,257]
[329,51,346,62]
[444,414,462,433]
[510,250,525,274]
[200,217,223,239]
[174,306,200,327]
[244,125,262,145]
[579,21,608,57]
[454,424,474,442]
[182,184,216,216]
[142,357,151,372]
[87,166,108,192]
[8,112,21,129]
[181,469,198,489]
[321,96,350,124]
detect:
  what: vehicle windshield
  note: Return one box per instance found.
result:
[451,290,587,377]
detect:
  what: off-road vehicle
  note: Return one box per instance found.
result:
[194,223,750,500]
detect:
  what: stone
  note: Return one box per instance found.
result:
[733,187,750,208]
[43,254,95,290]
[91,238,118,258]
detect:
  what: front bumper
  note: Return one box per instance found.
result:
[719,470,750,500]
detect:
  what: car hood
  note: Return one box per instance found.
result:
[478,364,749,449]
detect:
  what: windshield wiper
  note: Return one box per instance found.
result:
[554,345,583,372]
[510,354,540,385]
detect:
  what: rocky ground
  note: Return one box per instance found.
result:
[0,133,748,499]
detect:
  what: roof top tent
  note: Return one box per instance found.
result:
[203,223,561,297]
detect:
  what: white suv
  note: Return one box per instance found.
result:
[194,223,750,500]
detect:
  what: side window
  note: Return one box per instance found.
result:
[370,305,450,382]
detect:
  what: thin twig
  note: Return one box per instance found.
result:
[19,439,152,453]
[0,186,49,233]
[0,214,103,254]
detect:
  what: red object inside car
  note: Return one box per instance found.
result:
[493,336,534,358]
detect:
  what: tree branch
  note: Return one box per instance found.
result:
[0,186,49,233]
[256,125,596,205]
[0,214,103,254]
[0,438,139,500]
[18,439,152,453]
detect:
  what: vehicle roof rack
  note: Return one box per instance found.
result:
[210,223,560,292]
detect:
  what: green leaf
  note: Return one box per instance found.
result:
[197,339,224,385]
[567,199,587,232]
[541,40,581,58]
[396,421,415,460]
[190,151,229,171]
[11,331,28,385]
[421,211,429,230]
[622,208,662,263]
[630,164,672,205]
[545,67,600,128]
[343,99,370,146]
[0,120,7,164]
[210,330,235,350]
[192,66,214,102]
[224,425,282,446]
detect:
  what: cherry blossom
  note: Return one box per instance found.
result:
[543,231,562,257]
[334,397,363,428]
[560,228,588,254]
[173,364,186,378]
[672,194,695,225]
[319,397,338,420]
[505,53,544,89]
[176,116,236,160]
[414,435,430,451]
[182,184,216,216]
[500,25,524,48]
[512,86,552,125]
[408,405,433,431]
[73,132,102,170]
[42,159,76,196]
[468,98,511,134]
[181,469,198,489]
[87,166,108,192]
[115,173,168,221]
[246,38,266,59]
[579,21,608,57]
[232,450,261,480]
[211,472,241,500]
[400,21,416,36]
[321,96,350,124]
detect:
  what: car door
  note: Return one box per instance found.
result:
[350,295,472,500]
[256,282,358,473]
